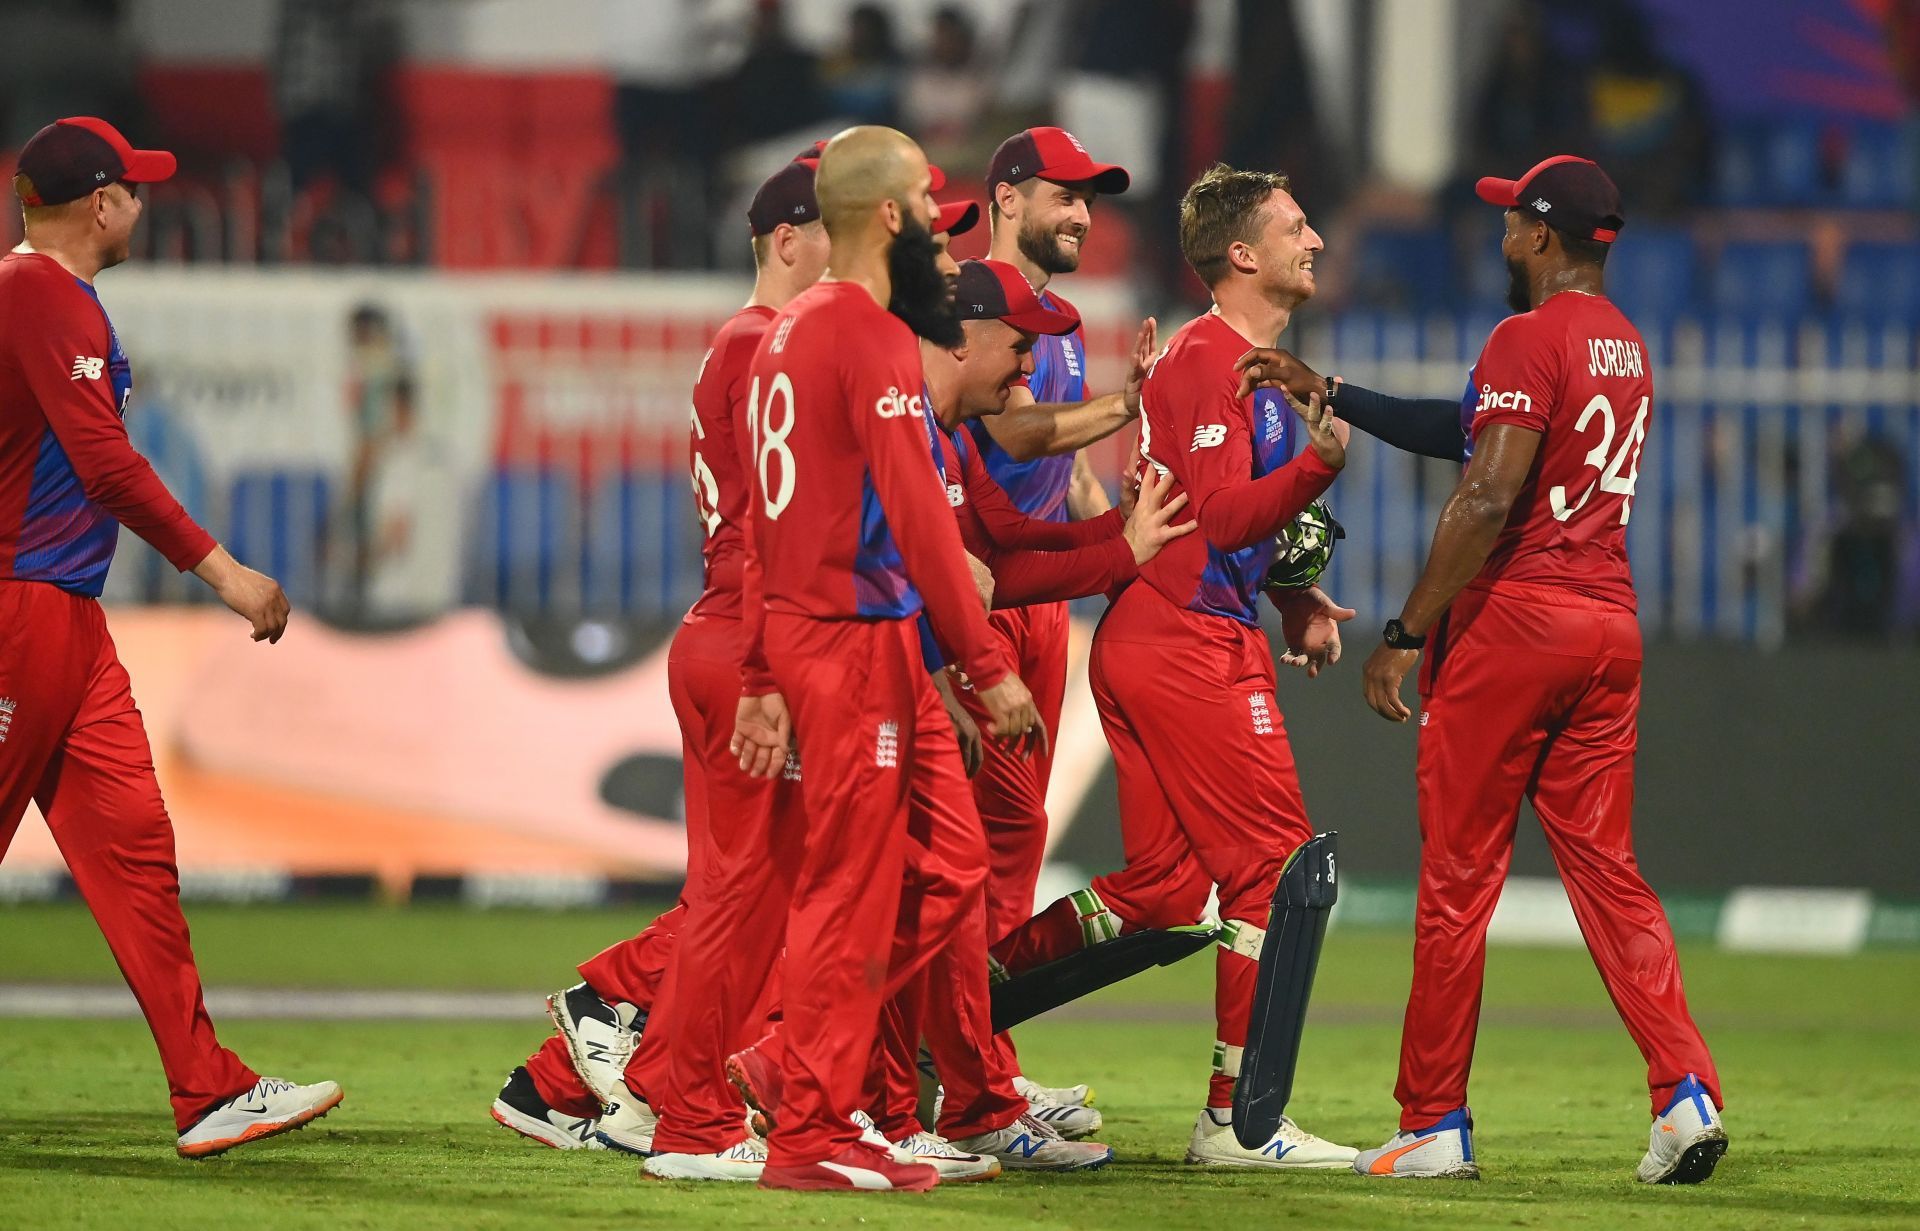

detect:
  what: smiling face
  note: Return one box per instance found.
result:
[1247,188,1322,305]
[956,317,1037,417]
[1001,177,1097,275]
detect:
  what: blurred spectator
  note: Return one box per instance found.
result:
[0,0,140,151]
[1583,0,1711,218]
[901,6,991,167]
[272,0,401,194]
[606,0,730,269]
[1823,432,1907,639]
[721,1,826,149]
[820,3,905,127]
[1467,3,1586,176]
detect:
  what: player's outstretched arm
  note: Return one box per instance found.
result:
[1362,422,1541,721]
[977,317,1159,461]
[1236,346,1464,463]
[191,545,290,643]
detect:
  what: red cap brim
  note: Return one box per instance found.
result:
[934,200,980,238]
[123,148,176,184]
[1474,176,1519,207]
[1040,155,1130,195]
[1001,304,1080,337]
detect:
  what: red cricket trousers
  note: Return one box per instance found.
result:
[0,581,256,1131]
[991,581,1315,1106]
[640,613,801,1153]
[1398,580,1720,1128]
[956,600,1067,945]
[955,600,1067,1083]
[761,612,1022,1165]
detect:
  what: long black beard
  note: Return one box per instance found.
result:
[1017,214,1080,275]
[888,215,963,347]
[1505,256,1532,314]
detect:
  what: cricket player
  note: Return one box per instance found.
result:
[490,155,834,1165]
[988,164,1357,1168]
[727,125,1083,1192]
[864,259,1199,1149]
[1245,156,1726,1184]
[967,124,1155,1113]
[1,117,340,1157]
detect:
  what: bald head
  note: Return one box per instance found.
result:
[815,126,933,240]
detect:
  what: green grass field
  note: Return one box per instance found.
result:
[2,903,1916,1230]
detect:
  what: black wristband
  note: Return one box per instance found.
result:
[1383,619,1427,649]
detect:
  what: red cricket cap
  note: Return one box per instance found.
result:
[13,116,175,206]
[1475,154,1624,243]
[934,199,980,238]
[954,259,1079,336]
[986,127,1129,196]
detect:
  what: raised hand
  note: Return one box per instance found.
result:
[1122,317,1159,417]
[1282,387,1345,470]
[1234,346,1322,401]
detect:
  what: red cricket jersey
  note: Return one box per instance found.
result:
[686,304,775,623]
[744,280,1012,690]
[934,419,1134,607]
[1465,290,1648,611]
[0,251,213,595]
[1137,311,1338,625]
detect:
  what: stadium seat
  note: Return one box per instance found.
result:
[1834,242,1920,322]
[468,467,578,613]
[1839,122,1917,209]
[1604,226,1699,323]
[582,469,702,618]
[1349,226,1452,313]
[1708,240,1813,320]
[225,470,333,604]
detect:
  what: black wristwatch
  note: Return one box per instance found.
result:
[1323,375,1339,405]
[1382,619,1426,650]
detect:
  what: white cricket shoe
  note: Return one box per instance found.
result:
[548,982,640,1107]
[1636,1075,1728,1185]
[177,1076,343,1158]
[851,1109,916,1164]
[1185,1107,1357,1169]
[1014,1074,1095,1108]
[489,1066,602,1150]
[592,1078,658,1154]
[1022,1100,1104,1140]
[1353,1108,1478,1178]
[643,1134,768,1182]
[890,1130,1002,1183]
[952,1111,1113,1172]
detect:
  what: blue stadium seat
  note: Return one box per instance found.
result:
[1839,122,1916,209]
[1604,226,1698,323]
[1708,240,1813,319]
[1715,119,1827,207]
[468,467,577,612]
[1835,242,1920,321]
[226,470,333,603]
[1349,226,1452,313]
[582,469,700,618]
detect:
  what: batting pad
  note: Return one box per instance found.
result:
[1232,831,1338,1149]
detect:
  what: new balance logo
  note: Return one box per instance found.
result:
[1532,197,1552,212]
[946,482,965,507]
[875,720,899,768]
[1260,1138,1299,1160]
[70,356,104,381]
[1191,423,1227,449]
[1005,1133,1046,1160]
